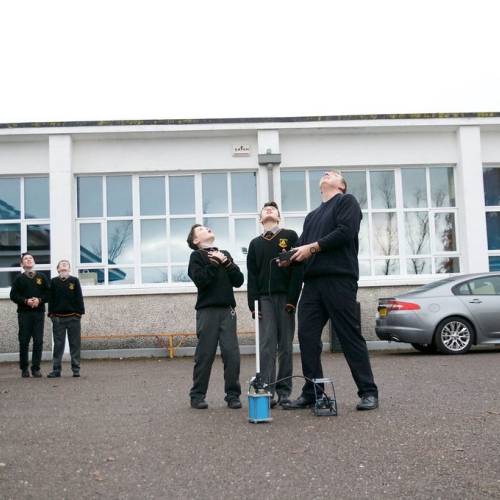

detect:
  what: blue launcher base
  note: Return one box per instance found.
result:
[248,392,272,423]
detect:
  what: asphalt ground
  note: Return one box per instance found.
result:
[1,350,500,500]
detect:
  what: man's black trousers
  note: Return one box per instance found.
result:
[297,276,378,399]
[190,307,241,402]
[18,310,45,372]
[51,316,81,373]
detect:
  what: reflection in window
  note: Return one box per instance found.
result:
[231,172,257,213]
[486,212,500,250]
[77,176,103,218]
[170,176,195,215]
[430,167,455,207]
[402,169,427,208]
[359,260,371,277]
[141,220,167,263]
[107,176,132,217]
[489,256,500,272]
[370,171,396,209]
[170,218,195,262]
[0,223,21,267]
[483,168,500,206]
[0,271,20,288]
[358,217,369,256]
[78,268,105,286]
[434,213,456,252]
[25,177,50,219]
[203,173,228,214]
[372,213,398,256]
[142,267,168,284]
[109,268,134,284]
[435,257,460,273]
[140,177,165,216]
[281,171,307,212]
[405,212,430,255]
[27,224,50,264]
[203,217,229,251]
[343,171,367,209]
[0,178,20,219]
[107,220,134,265]
[308,171,324,209]
[374,259,399,275]
[80,224,102,263]
[171,266,190,283]
[234,219,257,260]
[407,258,431,275]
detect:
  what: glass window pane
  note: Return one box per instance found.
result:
[0,223,21,267]
[27,224,50,264]
[483,168,500,206]
[141,220,167,263]
[108,268,134,284]
[80,224,102,264]
[489,256,500,272]
[25,177,49,219]
[170,218,196,262]
[142,267,168,284]
[407,258,431,274]
[107,220,134,265]
[486,212,500,250]
[343,171,367,209]
[203,217,229,252]
[372,213,398,256]
[435,257,460,273]
[107,176,132,217]
[402,168,427,208]
[370,171,396,209]
[231,172,257,213]
[405,212,430,255]
[434,213,457,252]
[374,259,400,275]
[234,219,257,260]
[170,176,195,215]
[359,260,371,277]
[281,171,307,212]
[359,216,369,256]
[0,270,20,288]
[172,266,190,283]
[308,170,324,209]
[77,176,103,218]
[430,167,455,207]
[0,178,20,219]
[284,217,304,237]
[78,268,105,286]
[203,173,228,214]
[140,177,165,216]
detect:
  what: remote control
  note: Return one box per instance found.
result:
[276,249,297,262]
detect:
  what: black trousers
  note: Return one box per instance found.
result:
[298,276,378,399]
[18,311,45,372]
[190,307,241,402]
[51,316,81,373]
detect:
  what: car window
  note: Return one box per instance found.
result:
[454,276,500,296]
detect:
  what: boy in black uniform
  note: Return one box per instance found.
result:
[9,253,50,378]
[47,260,85,378]
[246,202,303,407]
[187,224,244,409]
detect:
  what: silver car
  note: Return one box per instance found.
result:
[375,272,500,354]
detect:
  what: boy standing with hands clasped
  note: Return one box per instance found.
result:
[187,224,244,410]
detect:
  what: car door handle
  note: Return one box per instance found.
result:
[469,299,482,304]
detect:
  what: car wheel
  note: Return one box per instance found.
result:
[434,316,474,355]
[411,343,436,354]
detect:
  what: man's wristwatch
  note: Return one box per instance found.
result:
[310,245,318,254]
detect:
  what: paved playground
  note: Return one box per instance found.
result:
[1,350,499,499]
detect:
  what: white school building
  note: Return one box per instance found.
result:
[0,113,499,356]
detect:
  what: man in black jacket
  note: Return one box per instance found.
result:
[187,224,244,410]
[47,260,85,378]
[247,202,303,407]
[282,171,379,411]
[9,253,50,378]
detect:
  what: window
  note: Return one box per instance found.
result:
[280,166,460,278]
[76,172,259,287]
[483,167,500,271]
[454,276,500,296]
[0,177,51,288]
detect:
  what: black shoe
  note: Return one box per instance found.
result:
[281,395,314,410]
[31,370,42,378]
[227,398,242,409]
[191,399,208,409]
[72,372,80,378]
[278,395,291,407]
[21,370,30,378]
[356,395,378,411]
[47,371,61,378]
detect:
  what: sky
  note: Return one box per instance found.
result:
[1,0,500,123]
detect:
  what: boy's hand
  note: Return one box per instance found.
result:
[208,251,228,264]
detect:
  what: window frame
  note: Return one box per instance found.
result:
[483,165,500,271]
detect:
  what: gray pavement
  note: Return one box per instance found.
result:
[1,350,500,499]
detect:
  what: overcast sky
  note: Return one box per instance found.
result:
[1,0,500,123]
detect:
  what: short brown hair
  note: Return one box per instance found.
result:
[187,224,202,250]
[57,259,71,270]
[20,252,34,263]
[261,201,280,217]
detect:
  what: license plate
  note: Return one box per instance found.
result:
[378,307,388,318]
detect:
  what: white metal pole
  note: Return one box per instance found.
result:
[254,299,260,374]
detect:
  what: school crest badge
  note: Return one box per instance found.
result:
[36,277,42,285]
[279,238,288,249]
[69,283,75,290]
